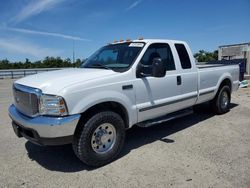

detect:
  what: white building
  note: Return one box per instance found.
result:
[218,42,250,74]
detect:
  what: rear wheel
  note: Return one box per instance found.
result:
[210,85,231,114]
[73,111,125,167]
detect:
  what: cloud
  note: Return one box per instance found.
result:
[0,38,62,58]
[6,27,91,41]
[10,0,66,23]
[126,0,142,11]
[206,24,233,32]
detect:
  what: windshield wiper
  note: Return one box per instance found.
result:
[88,63,112,70]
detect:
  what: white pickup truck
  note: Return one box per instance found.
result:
[9,39,239,166]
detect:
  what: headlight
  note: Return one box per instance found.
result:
[39,95,68,116]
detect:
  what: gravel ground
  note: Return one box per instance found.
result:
[0,79,250,188]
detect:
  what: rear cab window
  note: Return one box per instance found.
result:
[175,43,192,69]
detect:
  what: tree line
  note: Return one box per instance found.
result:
[0,50,218,69]
[194,50,218,62]
[0,57,83,69]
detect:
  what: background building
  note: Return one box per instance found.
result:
[218,43,250,75]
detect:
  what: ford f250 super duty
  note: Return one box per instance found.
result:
[9,39,239,166]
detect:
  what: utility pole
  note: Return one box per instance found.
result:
[72,40,75,64]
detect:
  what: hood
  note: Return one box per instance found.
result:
[15,68,116,94]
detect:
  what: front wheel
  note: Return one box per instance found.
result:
[210,85,231,114]
[73,111,125,167]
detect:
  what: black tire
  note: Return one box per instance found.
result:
[72,111,125,167]
[210,85,231,114]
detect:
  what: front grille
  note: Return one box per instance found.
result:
[13,84,40,117]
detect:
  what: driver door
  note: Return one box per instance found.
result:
[134,43,182,122]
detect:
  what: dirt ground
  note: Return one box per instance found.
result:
[0,79,249,188]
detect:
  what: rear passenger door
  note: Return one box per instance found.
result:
[174,43,198,108]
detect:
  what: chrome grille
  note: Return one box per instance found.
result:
[13,84,41,117]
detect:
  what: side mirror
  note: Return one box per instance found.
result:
[152,58,166,78]
[136,63,143,78]
[136,63,151,78]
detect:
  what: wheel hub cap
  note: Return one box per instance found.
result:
[221,91,229,108]
[91,123,116,154]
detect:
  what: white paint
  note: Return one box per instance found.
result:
[15,39,239,129]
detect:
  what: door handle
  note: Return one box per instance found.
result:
[177,76,182,85]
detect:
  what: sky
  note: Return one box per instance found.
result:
[0,0,249,62]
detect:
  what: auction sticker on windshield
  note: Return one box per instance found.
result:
[129,43,144,47]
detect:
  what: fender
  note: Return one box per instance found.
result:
[70,90,137,127]
[214,72,233,96]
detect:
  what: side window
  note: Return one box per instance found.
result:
[140,43,175,71]
[175,43,191,69]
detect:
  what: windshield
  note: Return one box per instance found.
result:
[81,42,144,72]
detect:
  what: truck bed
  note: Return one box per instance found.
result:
[196,62,239,105]
[196,63,236,69]
[198,59,245,81]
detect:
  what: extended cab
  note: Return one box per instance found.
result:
[9,39,239,166]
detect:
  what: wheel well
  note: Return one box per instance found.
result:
[77,102,129,129]
[219,78,232,91]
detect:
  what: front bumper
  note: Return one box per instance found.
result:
[8,104,81,145]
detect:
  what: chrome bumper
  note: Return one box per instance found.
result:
[8,104,80,140]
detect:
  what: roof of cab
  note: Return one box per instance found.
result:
[110,39,186,45]
[133,39,185,43]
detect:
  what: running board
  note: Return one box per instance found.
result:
[137,108,193,128]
